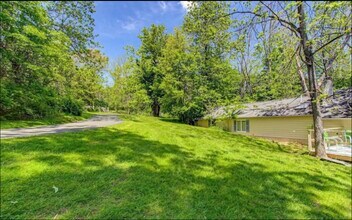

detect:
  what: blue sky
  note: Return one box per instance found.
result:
[93,1,191,63]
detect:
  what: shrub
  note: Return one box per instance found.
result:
[61,97,83,116]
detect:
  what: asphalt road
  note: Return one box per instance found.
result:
[0,115,122,139]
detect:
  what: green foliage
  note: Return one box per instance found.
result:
[0,1,107,120]
[250,30,302,101]
[136,24,168,116]
[45,1,97,56]
[106,56,151,114]
[159,29,203,123]
[183,1,239,109]
[232,1,351,102]
[3,1,350,124]
[61,97,83,116]
[71,50,108,109]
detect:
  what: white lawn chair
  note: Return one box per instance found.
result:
[323,131,344,149]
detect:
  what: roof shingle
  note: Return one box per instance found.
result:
[206,88,352,119]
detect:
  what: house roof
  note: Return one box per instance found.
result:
[206,88,352,119]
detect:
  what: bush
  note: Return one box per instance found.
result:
[61,97,83,116]
[1,81,62,119]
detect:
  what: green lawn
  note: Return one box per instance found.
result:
[0,113,94,129]
[1,115,351,219]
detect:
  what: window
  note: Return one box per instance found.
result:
[234,119,249,132]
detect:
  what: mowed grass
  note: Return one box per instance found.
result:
[0,112,94,129]
[1,115,351,219]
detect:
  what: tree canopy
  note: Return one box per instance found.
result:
[1,1,108,119]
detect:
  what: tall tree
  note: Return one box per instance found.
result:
[71,49,108,109]
[107,56,150,114]
[233,24,302,101]
[159,29,203,124]
[136,24,167,117]
[253,28,302,101]
[0,1,74,118]
[183,1,239,112]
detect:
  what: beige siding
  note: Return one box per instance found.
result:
[323,118,352,130]
[244,116,313,140]
[197,115,351,144]
[215,116,351,144]
[196,119,209,128]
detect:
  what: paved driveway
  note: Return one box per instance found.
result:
[0,115,122,139]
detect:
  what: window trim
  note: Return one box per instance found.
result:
[234,119,249,132]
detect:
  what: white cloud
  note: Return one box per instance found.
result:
[117,17,138,31]
[179,1,192,11]
[159,1,167,12]
[121,22,136,31]
[154,1,177,14]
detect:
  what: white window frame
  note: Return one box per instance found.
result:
[235,119,248,132]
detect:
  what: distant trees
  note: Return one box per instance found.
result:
[71,49,108,110]
[106,1,241,123]
[0,1,108,119]
[107,56,150,114]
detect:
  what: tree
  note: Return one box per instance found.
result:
[183,1,240,113]
[229,1,351,159]
[45,1,97,56]
[0,1,105,119]
[329,49,352,89]
[136,24,167,117]
[233,23,302,101]
[159,29,203,124]
[0,1,74,118]
[107,56,150,114]
[71,49,108,109]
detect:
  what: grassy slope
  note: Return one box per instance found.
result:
[0,113,94,129]
[1,115,351,219]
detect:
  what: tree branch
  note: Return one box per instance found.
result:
[298,45,309,65]
[281,44,301,71]
[227,9,300,38]
[316,34,351,88]
[312,33,346,55]
[259,1,298,31]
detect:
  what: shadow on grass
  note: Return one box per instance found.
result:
[1,127,351,219]
[159,117,184,124]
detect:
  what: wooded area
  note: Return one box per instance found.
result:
[1,2,108,119]
[1,1,351,158]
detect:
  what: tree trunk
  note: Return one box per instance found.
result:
[295,54,310,96]
[311,98,326,157]
[297,2,327,158]
[322,77,333,96]
[152,99,160,117]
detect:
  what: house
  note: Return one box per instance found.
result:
[196,88,352,146]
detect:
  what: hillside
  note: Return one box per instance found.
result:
[1,115,351,219]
